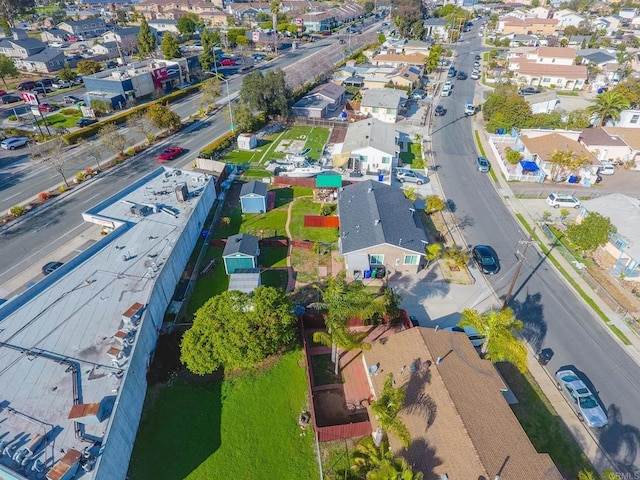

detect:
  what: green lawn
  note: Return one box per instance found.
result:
[39,111,83,129]
[399,142,423,168]
[259,246,288,268]
[129,349,318,480]
[241,210,288,239]
[261,269,288,289]
[187,247,229,315]
[290,198,339,243]
[497,364,593,478]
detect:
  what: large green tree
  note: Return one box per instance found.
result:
[0,0,34,27]
[97,122,128,155]
[0,53,17,88]
[371,373,411,449]
[567,212,616,252]
[137,17,156,58]
[547,148,590,182]
[394,0,425,39]
[612,78,640,108]
[424,44,442,73]
[199,27,221,72]
[180,287,296,374]
[588,90,630,126]
[77,59,102,75]
[240,69,291,119]
[57,66,76,82]
[458,308,528,373]
[176,14,198,38]
[483,86,532,130]
[160,32,181,59]
[146,103,181,132]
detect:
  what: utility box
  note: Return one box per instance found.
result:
[237,133,257,151]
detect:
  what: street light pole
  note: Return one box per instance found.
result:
[223,78,234,133]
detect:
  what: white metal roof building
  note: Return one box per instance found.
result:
[0,166,216,480]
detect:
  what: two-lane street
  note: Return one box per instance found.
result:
[433,25,640,474]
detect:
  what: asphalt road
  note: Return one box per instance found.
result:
[433,26,640,474]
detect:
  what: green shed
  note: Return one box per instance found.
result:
[222,233,260,274]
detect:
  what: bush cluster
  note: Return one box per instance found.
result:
[199,131,237,159]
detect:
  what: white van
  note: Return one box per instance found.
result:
[597,162,615,175]
[465,100,475,116]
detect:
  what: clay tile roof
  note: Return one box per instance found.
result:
[363,328,562,480]
[520,132,597,162]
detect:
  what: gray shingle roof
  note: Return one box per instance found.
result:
[361,87,407,109]
[223,233,259,257]
[23,48,64,62]
[342,118,398,157]
[0,37,46,50]
[338,179,427,254]
[312,81,345,101]
[240,180,267,197]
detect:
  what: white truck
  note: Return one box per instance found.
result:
[465,100,475,116]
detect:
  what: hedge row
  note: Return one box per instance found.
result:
[199,130,237,159]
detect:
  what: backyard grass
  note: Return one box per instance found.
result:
[241,210,289,239]
[497,363,594,478]
[187,247,228,315]
[261,269,288,289]
[399,142,423,168]
[290,198,339,243]
[290,246,320,284]
[129,349,318,480]
[310,354,343,386]
[259,246,288,268]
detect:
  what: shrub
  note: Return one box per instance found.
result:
[76,171,85,180]
[125,146,136,156]
[505,148,522,165]
[85,167,94,175]
[442,246,469,268]
[59,185,67,193]
[199,131,237,159]
[320,204,334,216]
[9,205,26,217]
[8,114,17,121]
[38,191,51,202]
[60,108,83,117]
[425,195,446,214]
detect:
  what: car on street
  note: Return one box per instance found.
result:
[76,118,97,127]
[434,105,446,116]
[519,87,542,96]
[0,94,21,104]
[395,168,427,185]
[219,58,236,66]
[156,146,184,162]
[447,66,457,78]
[546,193,581,209]
[470,70,480,80]
[471,245,500,275]
[1,137,29,150]
[38,103,56,112]
[252,53,266,61]
[37,78,54,87]
[457,71,467,80]
[475,54,481,61]
[444,325,486,347]
[63,95,82,104]
[555,369,608,428]
[31,86,52,94]
[475,156,490,172]
[42,261,64,275]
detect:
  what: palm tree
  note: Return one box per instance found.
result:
[577,470,597,480]
[548,148,591,182]
[351,437,423,480]
[371,374,411,448]
[458,308,528,373]
[616,49,633,81]
[425,243,442,268]
[588,90,631,126]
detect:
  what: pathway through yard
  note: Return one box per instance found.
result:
[284,197,296,291]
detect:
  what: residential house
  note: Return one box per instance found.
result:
[593,16,620,36]
[371,52,426,69]
[618,7,637,18]
[0,32,47,59]
[148,19,180,34]
[209,11,231,27]
[339,118,399,176]
[605,109,640,128]
[300,11,335,33]
[90,41,119,58]
[423,18,448,39]
[580,194,640,278]
[524,91,559,114]
[600,127,640,168]
[402,40,431,56]
[14,48,66,73]
[578,127,633,164]
[222,233,260,275]
[360,88,407,124]
[102,26,143,46]
[388,65,422,90]
[498,17,559,36]
[362,328,563,479]
[554,10,585,28]
[40,28,68,44]
[292,82,346,118]
[508,46,587,90]
[509,34,540,47]
[239,181,268,214]
[337,179,427,279]
[529,6,552,18]
[58,18,107,38]
[136,0,224,20]
[64,8,101,20]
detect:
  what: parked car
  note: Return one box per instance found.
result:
[76,118,98,127]
[434,105,446,116]
[156,146,184,162]
[546,193,581,209]
[457,71,467,80]
[447,66,457,78]
[444,325,486,347]
[37,78,54,87]
[475,156,490,172]
[597,162,615,175]
[42,261,64,275]
[219,58,237,66]
[53,80,73,89]
[63,95,82,104]
[395,168,427,185]
[252,53,266,61]
[475,54,481,61]
[17,81,37,91]
[38,103,56,112]
[555,369,608,428]
[470,71,480,80]
[31,86,52,94]
[1,137,29,150]
[0,94,21,104]
[0,89,6,97]
[410,89,424,100]
[471,245,500,275]
[49,41,65,48]
[519,87,542,96]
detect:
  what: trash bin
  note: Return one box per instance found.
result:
[378,174,384,182]
[537,349,552,366]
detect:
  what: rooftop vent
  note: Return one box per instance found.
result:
[175,183,188,202]
[375,219,381,225]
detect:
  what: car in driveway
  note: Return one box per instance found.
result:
[1,137,29,150]
[444,325,486,347]
[37,103,56,112]
[395,168,427,185]
[476,156,490,172]
[0,94,21,104]
[156,146,184,162]
[434,105,446,116]
[42,261,64,275]
[519,87,542,96]
[472,245,500,274]
[555,369,608,428]
[76,118,97,127]
[546,193,581,209]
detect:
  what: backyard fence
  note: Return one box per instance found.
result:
[304,215,340,228]
[210,238,290,247]
[292,239,315,250]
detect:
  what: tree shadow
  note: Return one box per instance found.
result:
[598,403,640,476]
[400,438,443,480]
[508,290,547,352]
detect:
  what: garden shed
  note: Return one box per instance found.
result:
[223,233,260,274]
[237,133,257,151]
[239,181,268,213]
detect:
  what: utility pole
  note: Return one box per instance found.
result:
[502,228,536,310]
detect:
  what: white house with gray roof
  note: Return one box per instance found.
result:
[341,118,399,175]
[338,180,428,280]
[360,87,407,124]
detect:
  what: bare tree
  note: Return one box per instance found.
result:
[30,138,71,187]
[126,110,155,144]
[97,123,129,156]
[199,78,222,111]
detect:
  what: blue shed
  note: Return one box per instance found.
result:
[239,181,268,213]
[223,233,260,274]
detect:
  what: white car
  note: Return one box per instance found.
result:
[597,162,615,175]
[555,369,608,428]
[546,193,581,209]
[1,137,29,150]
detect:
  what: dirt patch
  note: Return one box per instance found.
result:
[291,246,318,285]
[586,265,640,314]
[436,259,474,285]
[274,139,306,154]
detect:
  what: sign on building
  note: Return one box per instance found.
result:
[252,31,260,42]
[80,105,95,118]
[296,18,303,26]
[20,92,39,106]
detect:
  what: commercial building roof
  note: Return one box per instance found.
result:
[0,166,215,480]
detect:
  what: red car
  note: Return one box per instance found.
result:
[156,146,184,162]
[0,90,7,97]
[38,103,56,112]
[219,58,236,66]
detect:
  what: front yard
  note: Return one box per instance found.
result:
[399,141,424,169]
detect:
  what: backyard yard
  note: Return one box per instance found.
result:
[129,346,318,480]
